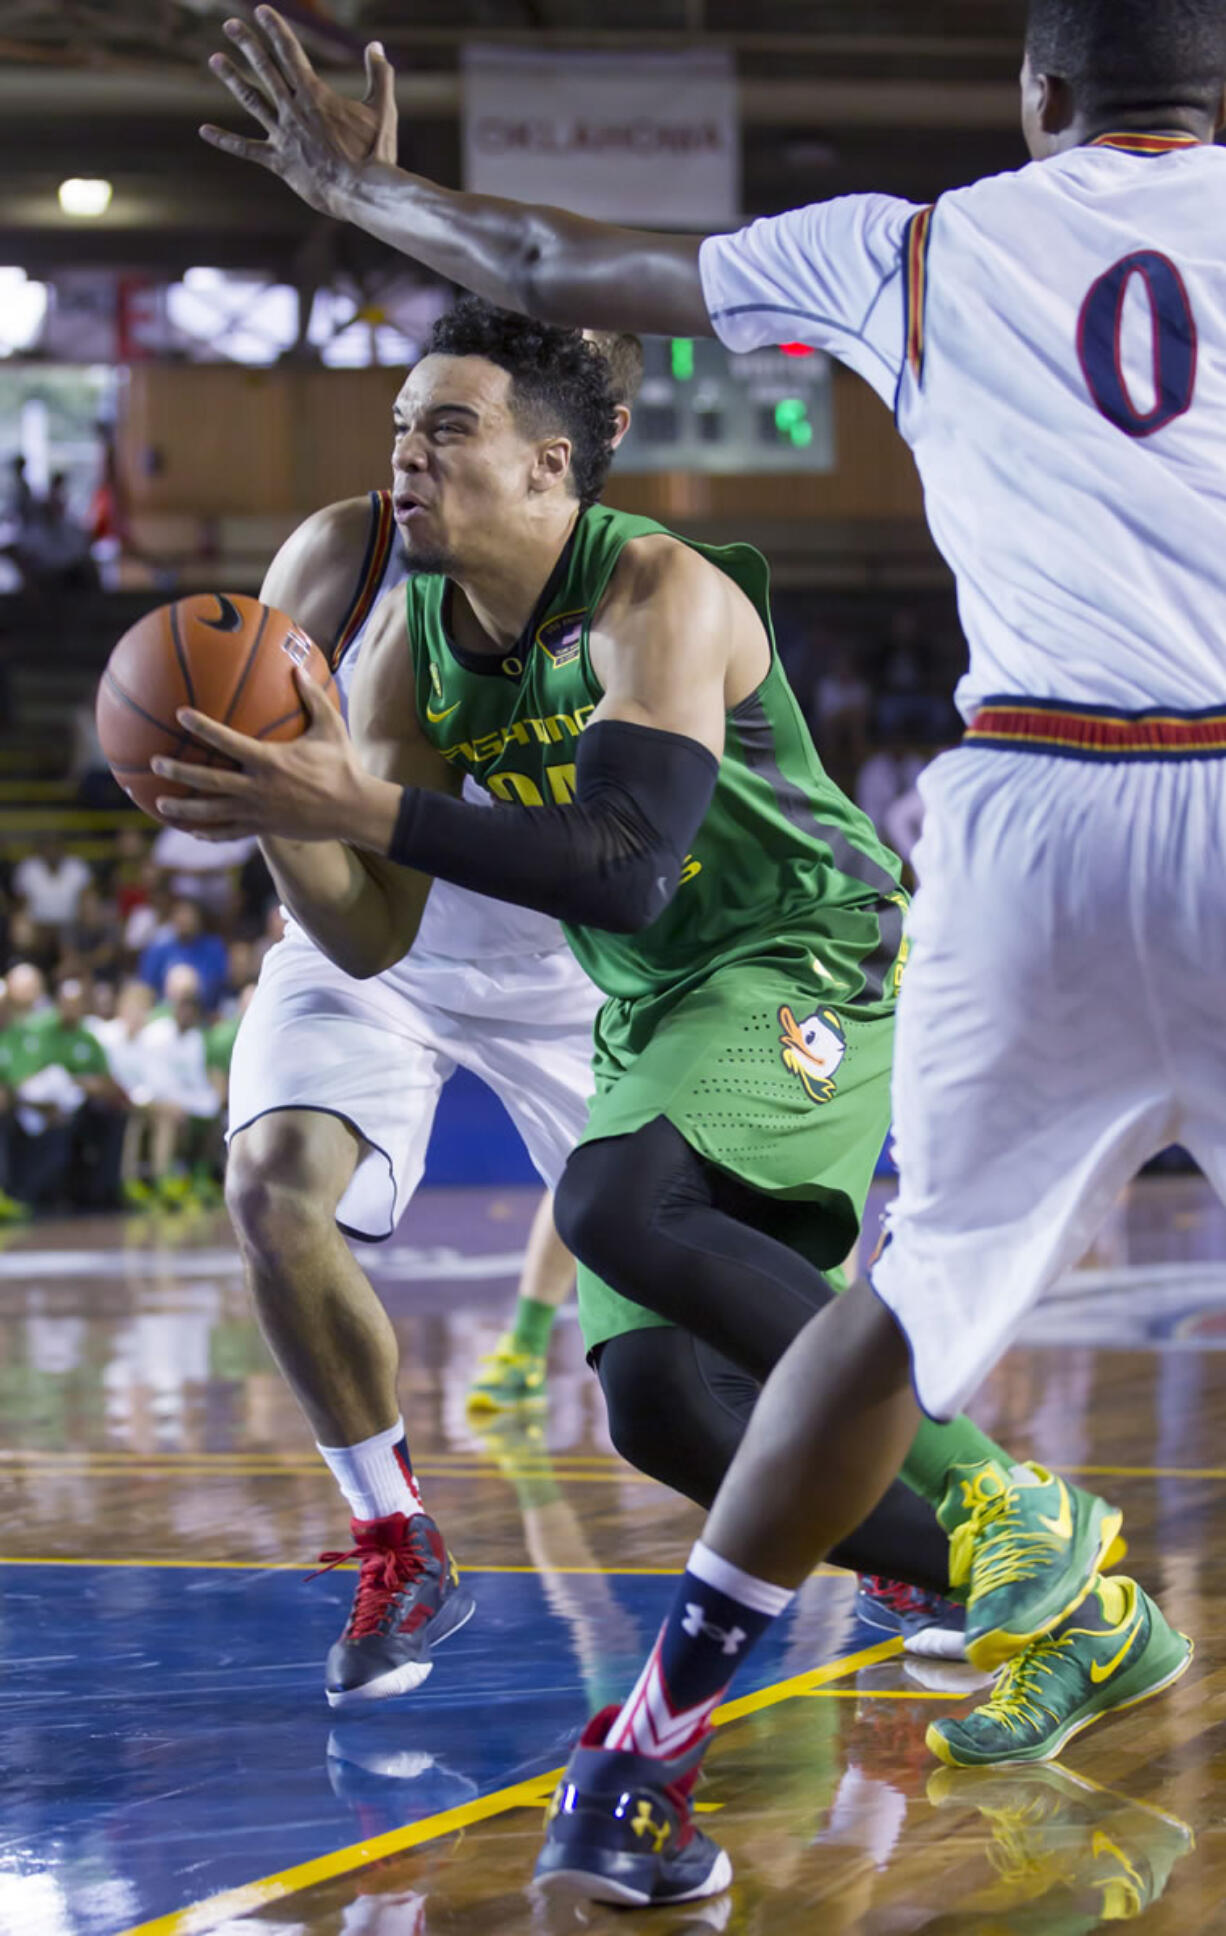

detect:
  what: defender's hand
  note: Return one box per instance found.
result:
[201,6,397,215]
[152,668,369,843]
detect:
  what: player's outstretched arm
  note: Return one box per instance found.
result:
[147,543,743,935]
[201,8,712,338]
[371,539,753,927]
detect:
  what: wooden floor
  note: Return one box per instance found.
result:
[3,1175,1226,1935]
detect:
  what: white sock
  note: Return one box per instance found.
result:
[316,1417,424,1522]
[687,1539,796,1615]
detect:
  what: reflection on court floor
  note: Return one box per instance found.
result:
[0,1179,1221,1935]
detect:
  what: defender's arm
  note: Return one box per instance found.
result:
[203,9,712,337]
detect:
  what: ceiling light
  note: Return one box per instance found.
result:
[58,178,113,218]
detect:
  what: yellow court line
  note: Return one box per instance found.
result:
[801,1687,958,1701]
[0,1452,625,1465]
[0,1555,686,1577]
[10,1455,1226,1482]
[114,1638,901,1936]
[1,1467,656,1485]
[0,1553,847,1579]
[1060,1464,1226,1482]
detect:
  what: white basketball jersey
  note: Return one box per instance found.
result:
[701,135,1226,717]
[325,490,569,962]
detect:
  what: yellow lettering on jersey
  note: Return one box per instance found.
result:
[679,855,703,885]
[545,764,577,804]
[892,933,911,995]
[487,771,545,807]
[438,707,597,768]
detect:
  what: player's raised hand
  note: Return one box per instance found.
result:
[152,669,368,843]
[201,6,397,216]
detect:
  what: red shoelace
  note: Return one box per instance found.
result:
[859,1574,943,1617]
[309,1519,428,1640]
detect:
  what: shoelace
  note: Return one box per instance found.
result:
[952,1490,1065,1600]
[860,1575,946,1618]
[974,1634,1073,1736]
[308,1534,427,1640]
[981,1795,1064,1888]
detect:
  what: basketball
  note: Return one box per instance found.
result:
[95,592,339,819]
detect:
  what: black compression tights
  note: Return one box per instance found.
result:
[556,1115,951,1596]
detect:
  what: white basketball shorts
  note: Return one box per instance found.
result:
[869,742,1226,1421]
[228,926,602,1241]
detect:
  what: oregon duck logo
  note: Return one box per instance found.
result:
[778,1004,846,1104]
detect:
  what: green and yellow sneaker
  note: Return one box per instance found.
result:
[938,1459,1124,1670]
[927,1575,1192,1768]
[927,1761,1195,1923]
[466,1332,548,1411]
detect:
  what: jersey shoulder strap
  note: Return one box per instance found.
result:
[330,489,396,669]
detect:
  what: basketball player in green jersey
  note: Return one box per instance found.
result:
[154,299,1123,1668]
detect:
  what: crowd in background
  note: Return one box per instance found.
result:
[0,823,281,1221]
[2,454,99,599]
[772,594,963,869]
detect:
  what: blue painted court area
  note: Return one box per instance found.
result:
[1,1562,870,1936]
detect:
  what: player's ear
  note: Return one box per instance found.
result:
[531,436,573,493]
[1035,70,1076,137]
[611,405,632,450]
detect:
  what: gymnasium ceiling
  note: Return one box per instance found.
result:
[0,0,1031,279]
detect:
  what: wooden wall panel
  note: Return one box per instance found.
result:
[119,362,926,527]
[291,369,400,510]
[119,366,295,515]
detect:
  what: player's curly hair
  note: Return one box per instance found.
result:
[585,331,646,409]
[425,297,619,506]
[1027,0,1226,112]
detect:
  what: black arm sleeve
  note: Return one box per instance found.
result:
[387,717,719,933]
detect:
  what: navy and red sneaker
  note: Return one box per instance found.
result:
[534,1706,732,1907]
[855,1574,967,1659]
[312,1511,476,1710]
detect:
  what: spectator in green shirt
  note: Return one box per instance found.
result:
[0,977,126,1212]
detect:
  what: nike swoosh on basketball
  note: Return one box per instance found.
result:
[426,700,461,724]
[1038,1484,1073,1541]
[1089,1610,1143,1683]
[200,593,244,633]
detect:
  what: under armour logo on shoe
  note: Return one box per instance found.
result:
[631,1800,672,1852]
[681,1603,748,1656]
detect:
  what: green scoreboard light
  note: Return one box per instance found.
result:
[616,335,834,474]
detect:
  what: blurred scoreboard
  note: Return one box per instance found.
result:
[616,336,834,474]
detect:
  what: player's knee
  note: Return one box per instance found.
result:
[595,1332,726,1510]
[225,1114,346,1258]
[554,1138,651,1279]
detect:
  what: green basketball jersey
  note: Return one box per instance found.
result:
[407,503,906,1015]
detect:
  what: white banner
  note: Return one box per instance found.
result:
[462,46,740,229]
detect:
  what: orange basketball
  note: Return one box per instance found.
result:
[96,592,339,820]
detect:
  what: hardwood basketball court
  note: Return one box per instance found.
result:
[3,1175,1223,1935]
